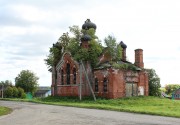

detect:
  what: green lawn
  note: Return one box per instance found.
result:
[0,106,12,116]
[1,96,180,118]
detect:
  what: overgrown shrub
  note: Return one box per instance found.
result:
[12,87,19,97]
[4,86,13,98]
[3,86,26,98]
[21,93,26,99]
[17,87,26,98]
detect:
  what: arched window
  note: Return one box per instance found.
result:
[73,68,76,84]
[66,63,70,85]
[61,70,64,85]
[95,78,98,92]
[103,77,108,92]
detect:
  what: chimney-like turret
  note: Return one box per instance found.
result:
[81,19,96,49]
[135,49,144,68]
[120,41,127,61]
[80,34,91,49]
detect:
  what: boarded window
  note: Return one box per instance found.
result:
[103,78,108,92]
[66,63,70,85]
[95,78,98,92]
[126,83,137,97]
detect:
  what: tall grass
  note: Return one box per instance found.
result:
[1,96,180,118]
[33,96,180,118]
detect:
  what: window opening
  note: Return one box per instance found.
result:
[73,68,76,84]
[61,70,64,85]
[103,78,108,92]
[66,63,70,84]
[95,78,98,92]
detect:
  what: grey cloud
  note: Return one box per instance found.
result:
[0,31,56,64]
[0,0,91,30]
[0,0,90,13]
[0,6,75,29]
[0,6,31,27]
[0,0,89,9]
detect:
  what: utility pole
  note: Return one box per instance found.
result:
[79,63,82,101]
[1,84,3,98]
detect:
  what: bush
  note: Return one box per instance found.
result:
[4,86,26,98]
[17,87,26,98]
[4,86,13,98]
[21,93,26,99]
[12,87,19,97]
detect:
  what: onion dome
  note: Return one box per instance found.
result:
[81,34,92,41]
[82,19,97,30]
[120,41,127,49]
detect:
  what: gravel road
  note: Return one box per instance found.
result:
[0,100,180,125]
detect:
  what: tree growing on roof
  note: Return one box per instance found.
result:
[104,35,122,61]
[45,25,103,70]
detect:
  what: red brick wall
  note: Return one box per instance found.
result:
[52,53,149,98]
[138,71,149,96]
[93,68,125,99]
[93,68,149,99]
[110,69,125,98]
[53,53,92,97]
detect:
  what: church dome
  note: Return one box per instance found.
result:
[81,34,92,41]
[82,19,97,30]
[120,41,127,49]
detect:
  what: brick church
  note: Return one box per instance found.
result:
[51,19,148,99]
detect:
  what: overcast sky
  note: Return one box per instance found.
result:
[1,0,180,87]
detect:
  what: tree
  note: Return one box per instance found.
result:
[146,69,161,96]
[0,80,12,89]
[69,25,82,41]
[72,28,103,67]
[44,33,70,71]
[165,84,180,95]
[44,42,63,71]
[15,70,39,94]
[104,35,122,61]
[45,25,103,70]
[88,40,103,67]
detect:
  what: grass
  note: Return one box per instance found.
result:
[0,106,12,116]
[1,96,180,118]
